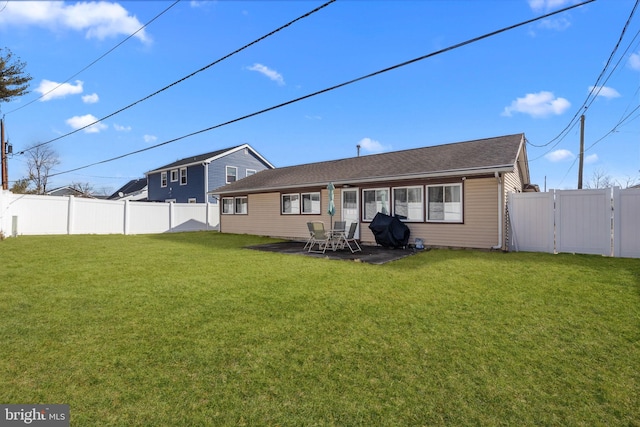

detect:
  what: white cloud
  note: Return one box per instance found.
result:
[36,79,83,101]
[66,114,108,134]
[0,1,150,43]
[545,149,574,162]
[629,53,640,71]
[247,63,285,86]
[502,91,570,118]
[82,93,99,104]
[585,154,599,164]
[538,17,571,31]
[144,134,158,143]
[358,137,389,154]
[589,86,621,99]
[528,0,572,12]
[114,124,131,132]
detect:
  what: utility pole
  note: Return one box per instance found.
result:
[1,119,7,190]
[577,114,585,189]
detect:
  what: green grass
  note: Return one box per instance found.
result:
[0,232,638,426]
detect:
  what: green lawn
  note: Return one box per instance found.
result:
[0,232,638,426]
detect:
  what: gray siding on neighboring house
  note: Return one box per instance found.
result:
[207,148,271,203]
[147,144,274,204]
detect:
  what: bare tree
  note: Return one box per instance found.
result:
[71,181,94,197]
[585,168,614,189]
[617,175,640,189]
[25,145,60,194]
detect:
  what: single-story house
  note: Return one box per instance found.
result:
[211,133,535,250]
[146,144,274,203]
[46,186,92,198]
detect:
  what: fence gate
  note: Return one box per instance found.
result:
[508,191,554,253]
[508,188,640,258]
[555,189,612,256]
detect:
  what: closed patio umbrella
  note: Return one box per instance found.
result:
[327,182,335,217]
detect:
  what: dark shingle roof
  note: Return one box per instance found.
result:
[148,146,243,173]
[108,178,147,199]
[212,134,525,195]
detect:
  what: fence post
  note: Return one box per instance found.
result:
[67,195,75,235]
[613,187,621,257]
[0,190,6,237]
[123,200,130,235]
[169,202,174,233]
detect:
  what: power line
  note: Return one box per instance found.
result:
[5,0,180,115]
[528,0,639,151]
[22,0,336,154]
[48,0,596,179]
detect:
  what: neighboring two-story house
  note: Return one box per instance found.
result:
[146,144,274,203]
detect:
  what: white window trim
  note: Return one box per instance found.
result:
[170,169,178,182]
[165,199,176,203]
[235,196,248,215]
[180,167,187,185]
[226,166,238,184]
[246,169,257,177]
[188,198,197,204]
[392,185,424,222]
[301,192,321,215]
[281,193,300,215]
[161,171,167,188]
[426,183,463,223]
[222,197,234,214]
[362,187,390,222]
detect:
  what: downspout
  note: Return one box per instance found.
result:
[492,171,503,250]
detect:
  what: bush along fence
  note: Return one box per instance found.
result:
[0,190,220,237]
[508,187,640,258]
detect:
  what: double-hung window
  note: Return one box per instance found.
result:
[427,183,462,222]
[235,196,248,214]
[180,167,187,185]
[362,188,390,221]
[281,194,300,214]
[222,196,248,214]
[161,172,167,188]
[393,186,423,221]
[170,169,178,182]
[226,166,237,183]
[222,197,234,214]
[301,192,320,214]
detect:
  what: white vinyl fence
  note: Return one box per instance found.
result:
[508,187,640,258]
[0,190,219,237]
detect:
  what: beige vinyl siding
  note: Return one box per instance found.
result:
[221,177,502,249]
[221,189,341,240]
[504,161,523,194]
[360,177,499,248]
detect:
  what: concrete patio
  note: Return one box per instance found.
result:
[246,241,424,265]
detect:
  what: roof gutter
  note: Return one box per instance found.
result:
[210,164,515,195]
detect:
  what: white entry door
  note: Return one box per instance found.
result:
[342,188,359,238]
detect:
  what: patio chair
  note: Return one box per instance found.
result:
[303,222,315,250]
[342,222,362,253]
[308,221,335,254]
[333,221,346,234]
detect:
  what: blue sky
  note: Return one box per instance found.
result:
[1,0,639,194]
